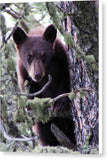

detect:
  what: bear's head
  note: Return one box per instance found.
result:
[13,25,57,82]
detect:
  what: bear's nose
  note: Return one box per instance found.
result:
[35,74,41,81]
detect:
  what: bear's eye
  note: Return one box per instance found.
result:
[41,51,46,63]
[27,54,33,64]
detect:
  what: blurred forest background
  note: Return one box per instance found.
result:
[0,1,99,153]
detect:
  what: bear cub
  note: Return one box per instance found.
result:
[13,24,76,146]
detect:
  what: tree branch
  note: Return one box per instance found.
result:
[4,9,24,19]
[0,78,9,82]
[25,88,93,122]
[5,9,29,33]
[10,74,52,97]
[49,88,93,105]
[51,123,76,150]
[0,123,38,142]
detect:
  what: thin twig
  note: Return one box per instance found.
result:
[0,123,38,142]
[11,74,52,97]
[5,22,19,42]
[10,7,24,16]
[0,21,19,49]
[4,9,23,19]
[0,78,9,82]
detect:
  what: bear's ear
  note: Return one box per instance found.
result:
[13,27,27,47]
[43,24,57,43]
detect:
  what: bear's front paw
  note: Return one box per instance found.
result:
[51,98,71,112]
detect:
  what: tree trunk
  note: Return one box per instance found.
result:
[47,1,99,153]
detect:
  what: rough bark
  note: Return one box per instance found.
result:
[60,1,99,152]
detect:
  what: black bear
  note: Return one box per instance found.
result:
[13,24,76,146]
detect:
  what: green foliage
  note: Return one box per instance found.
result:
[5,55,16,74]
[79,89,86,98]
[46,2,64,33]
[85,55,98,73]
[14,108,26,123]
[92,63,98,71]
[0,142,7,151]
[63,32,74,46]
[18,96,27,108]
[0,14,7,41]
[85,55,96,64]
[0,95,8,122]
[26,97,51,123]
[0,3,52,152]
[0,3,45,151]
[33,146,78,154]
[0,140,33,152]
[68,91,76,101]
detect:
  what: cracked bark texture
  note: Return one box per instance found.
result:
[60,1,99,151]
